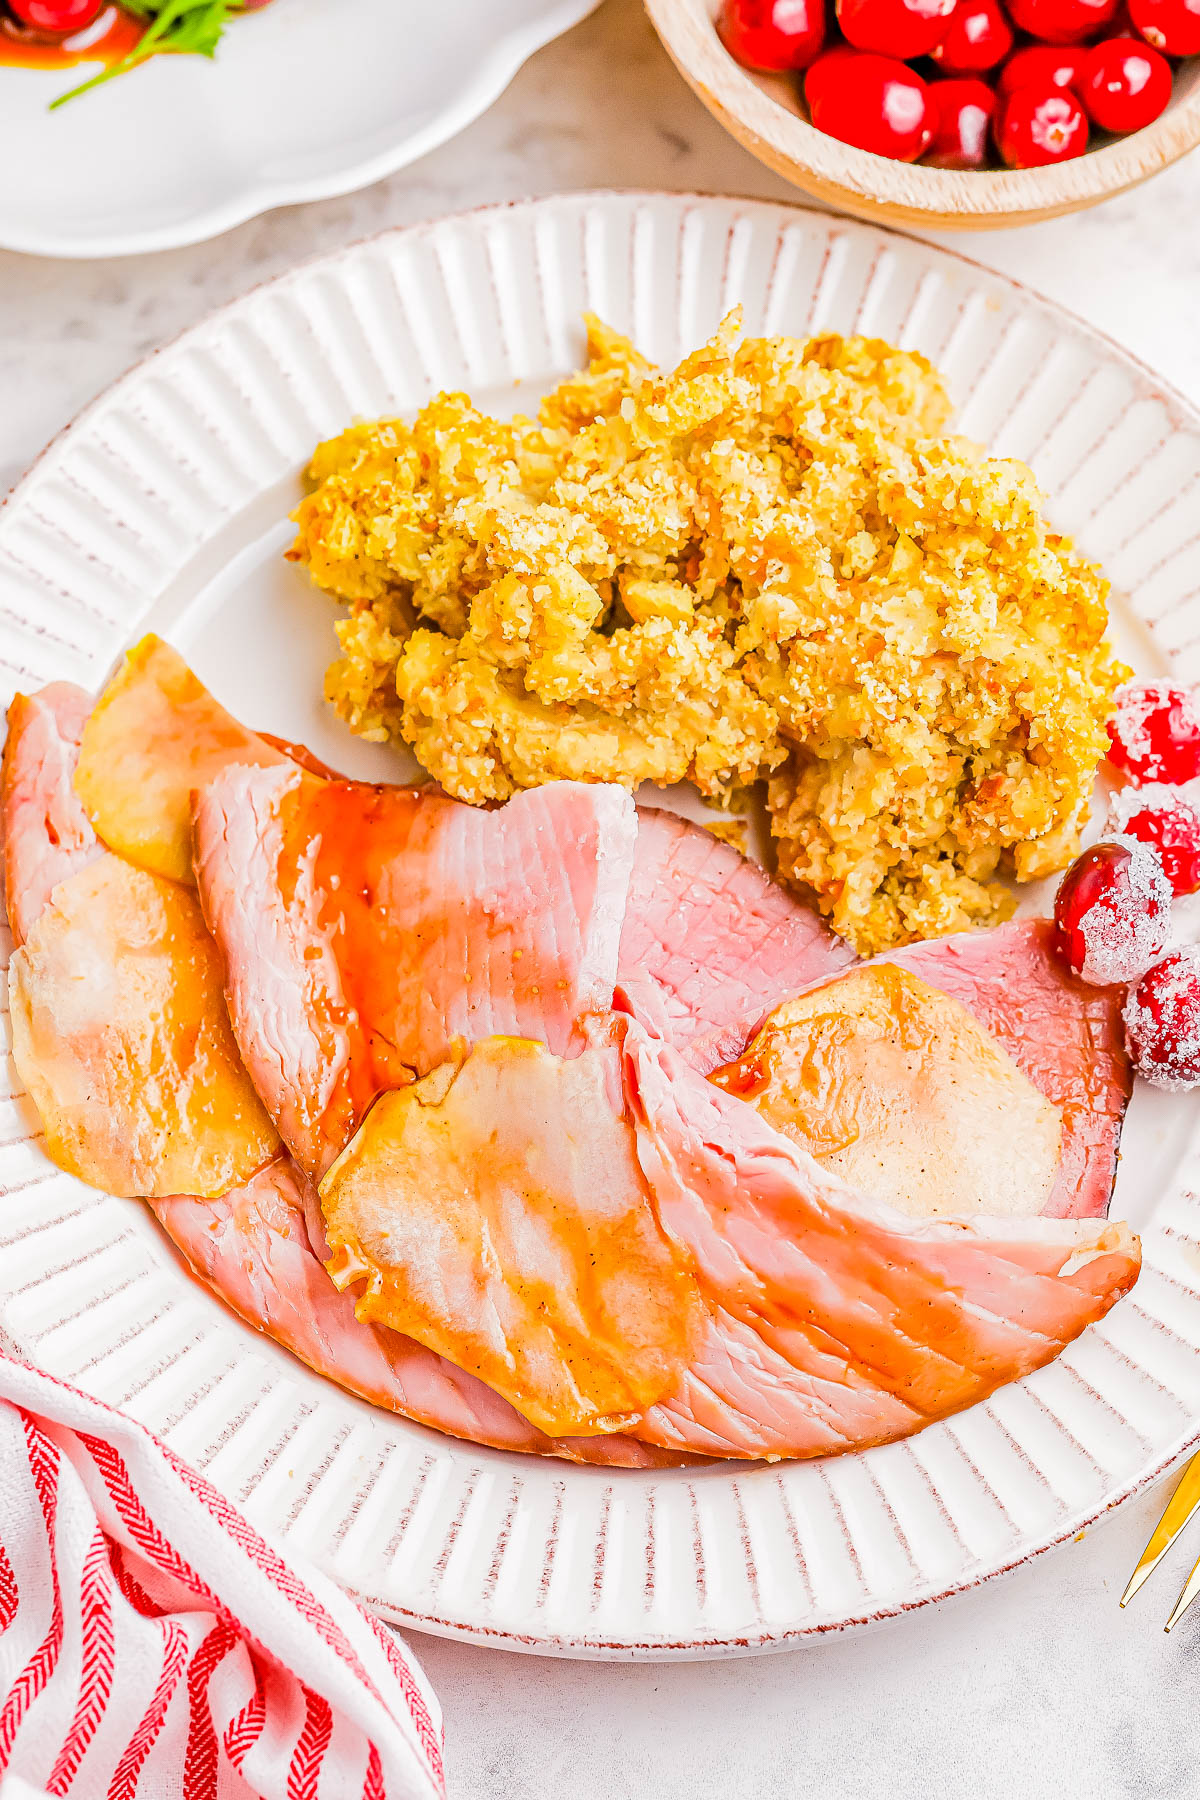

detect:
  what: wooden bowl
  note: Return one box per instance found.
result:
[644,0,1200,228]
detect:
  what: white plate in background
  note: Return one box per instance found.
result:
[0,192,1198,1656]
[0,0,599,258]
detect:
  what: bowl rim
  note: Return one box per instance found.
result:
[644,0,1200,227]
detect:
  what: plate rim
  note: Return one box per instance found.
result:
[0,0,601,260]
[3,188,1199,1658]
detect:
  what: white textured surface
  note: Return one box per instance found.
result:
[1,2,1199,1790]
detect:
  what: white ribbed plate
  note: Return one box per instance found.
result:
[2,193,1199,1659]
[0,0,599,259]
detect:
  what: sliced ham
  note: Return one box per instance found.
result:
[309,1009,1139,1462]
[152,1154,688,1469]
[1,683,104,946]
[710,962,1064,1221]
[10,854,280,1199]
[319,1030,704,1438]
[617,806,854,1067]
[73,635,294,886]
[194,767,638,1176]
[4,680,687,1467]
[622,1025,1140,1460]
[882,921,1131,1219]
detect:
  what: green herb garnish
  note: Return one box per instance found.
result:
[51,1,244,109]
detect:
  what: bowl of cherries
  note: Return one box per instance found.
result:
[643,0,1200,224]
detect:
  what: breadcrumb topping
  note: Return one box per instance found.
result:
[289,312,1126,955]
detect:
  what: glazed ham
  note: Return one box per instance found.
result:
[1,683,104,946]
[5,685,279,1200]
[193,765,638,1176]
[3,678,685,1469]
[152,1157,682,1469]
[622,1026,1140,1459]
[884,922,1131,1219]
[617,806,854,1065]
[317,1014,1140,1460]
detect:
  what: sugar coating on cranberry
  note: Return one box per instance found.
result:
[1124,947,1200,1089]
[1107,681,1200,786]
[1110,784,1200,897]
[1053,837,1172,985]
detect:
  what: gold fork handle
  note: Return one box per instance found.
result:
[1121,1450,1200,1611]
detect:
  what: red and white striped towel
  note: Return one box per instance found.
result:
[0,1355,444,1799]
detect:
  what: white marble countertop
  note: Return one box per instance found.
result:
[2,2,1198,1793]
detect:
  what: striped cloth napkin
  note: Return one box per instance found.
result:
[0,1355,444,1798]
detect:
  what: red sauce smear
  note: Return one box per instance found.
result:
[0,5,143,69]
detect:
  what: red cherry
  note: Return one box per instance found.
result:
[925,77,997,162]
[1081,36,1172,129]
[930,0,1013,70]
[718,0,827,69]
[1107,681,1200,785]
[6,0,103,26]
[1006,0,1119,38]
[996,82,1089,164]
[1124,948,1200,1088]
[997,44,1086,94]
[1128,0,1200,51]
[1114,788,1200,896]
[807,52,934,156]
[1052,839,1171,985]
[836,0,955,59]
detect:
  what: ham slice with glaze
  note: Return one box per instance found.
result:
[622,1024,1140,1459]
[1,683,104,946]
[883,922,1131,1219]
[152,1156,683,1469]
[194,765,638,1176]
[316,1012,1140,1461]
[617,806,854,1066]
[3,677,690,1470]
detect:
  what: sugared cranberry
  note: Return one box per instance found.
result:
[996,83,1089,165]
[1107,681,1200,785]
[1112,787,1200,896]
[836,0,956,59]
[807,52,934,156]
[1128,0,1200,52]
[1124,948,1200,1089]
[925,78,997,163]
[930,0,1014,70]
[718,0,827,69]
[7,0,103,24]
[1006,0,1119,37]
[1052,839,1172,985]
[997,44,1086,96]
[1081,37,1172,131]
